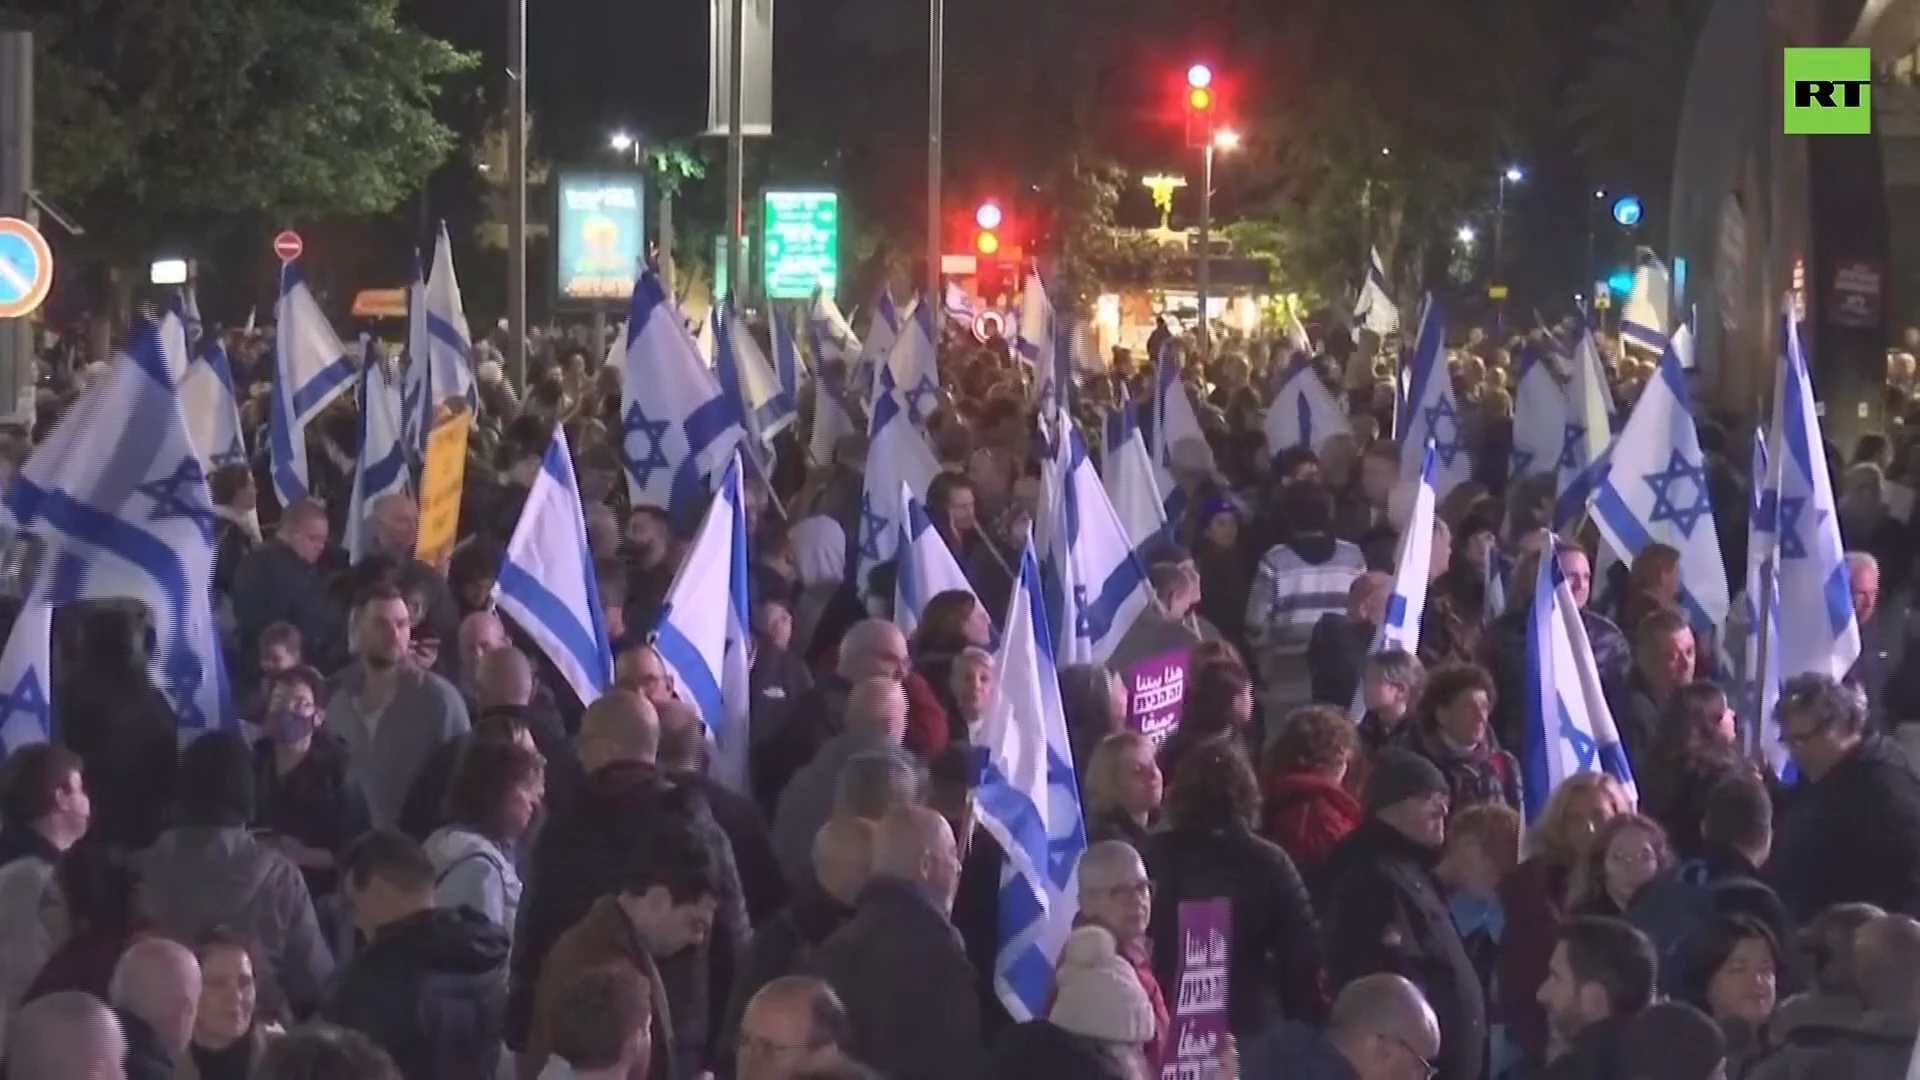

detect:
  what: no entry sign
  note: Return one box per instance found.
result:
[273,230,304,263]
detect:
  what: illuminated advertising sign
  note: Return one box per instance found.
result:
[556,172,645,302]
[762,189,838,300]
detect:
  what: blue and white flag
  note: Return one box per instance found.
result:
[1041,410,1152,667]
[1015,272,1065,419]
[882,300,942,429]
[270,262,356,508]
[855,287,901,401]
[895,482,980,640]
[1552,324,1618,528]
[1588,323,1730,630]
[1511,344,1569,480]
[619,271,746,525]
[401,254,433,458]
[712,305,786,477]
[0,603,51,755]
[855,385,943,600]
[770,307,806,421]
[652,453,753,792]
[973,542,1087,1021]
[1351,444,1438,719]
[424,222,480,419]
[943,280,979,325]
[346,341,409,565]
[1263,352,1350,459]
[1767,311,1860,683]
[806,367,856,467]
[1354,245,1400,336]
[1620,257,1673,358]
[1100,387,1167,551]
[1520,540,1638,821]
[809,288,861,363]
[1150,340,1208,521]
[1399,296,1473,498]
[12,317,234,731]
[164,290,248,470]
[1745,430,1786,777]
[496,425,614,711]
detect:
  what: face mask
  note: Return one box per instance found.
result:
[268,708,318,745]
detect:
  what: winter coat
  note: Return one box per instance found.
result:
[1766,735,1920,920]
[809,878,985,1080]
[1535,1014,1631,1080]
[1321,817,1487,1080]
[717,875,855,1072]
[1259,770,1364,890]
[323,662,471,832]
[519,896,672,1080]
[1239,1020,1361,1080]
[134,826,332,1022]
[752,673,852,816]
[1494,856,1574,1069]
[1638,751,1748,860]
[0,831,59,1062]
[771,731,917,885]
[251,733,372,899]
[1746,1012,1919,1080]
[322,907,510,1080]
[118,1008,177,1080]
[423,826,522,944]
[982,1021,1131,1080]
[1142,819,1329,1036]
[1402,723,1522,814]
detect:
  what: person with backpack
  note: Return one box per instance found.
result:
[1625,774,1793,995]
[423,737,547,950]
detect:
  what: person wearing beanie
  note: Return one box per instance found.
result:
[1318,747,1488,1080]
[134,731,333,1022]
[1620,1002,1726,1080]
[985,926,1158,1080]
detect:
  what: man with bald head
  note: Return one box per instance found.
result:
[509,687,752,1072]
[771,677,914,884]
[614,641,676,704]
[457,611,508,695]
[1062,842,1169,1062]
[1244,973,1441,1080]
[659,698,787,923]
[753,619,915,813]
[736,976,857,1080]
[1309,570,1394,706]
[810,806,982,1080]
[109,938,202,1080]
[6,991,127,1080]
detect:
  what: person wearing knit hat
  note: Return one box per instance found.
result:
[985,925,1161,1080]
[1321,746,1484,1080]
[1619,1001,1726,1080]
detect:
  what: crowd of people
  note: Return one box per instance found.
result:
[0,307,1919,1080]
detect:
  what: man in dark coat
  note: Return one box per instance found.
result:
[1320,749,1487,1080]
[809,806,984,1080]
[1481,542,1629,753]
[107,939,201,1080]
[231,498,346,685]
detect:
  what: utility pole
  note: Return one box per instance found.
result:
[1198,140,1212,362]
[0,33,32,423]
[927,0,944,317]
[724,0,747,309]
[506,0,528,394]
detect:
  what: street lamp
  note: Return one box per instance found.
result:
[1504,165,1525,184]
[1457,225,1477,244]
[1494,163,1524,328]
[608,131,640,165]
[1213,129,1241,151]
[1197,121,1238,361]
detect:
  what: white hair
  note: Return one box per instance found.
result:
[1846,551,1879,577]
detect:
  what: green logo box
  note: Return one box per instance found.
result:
[1785,48,1872,135]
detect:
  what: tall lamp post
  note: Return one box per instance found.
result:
[506,0,528,394]
[1493,164,1523,330]
[927,0,945,318]
[1198,127,1240,361]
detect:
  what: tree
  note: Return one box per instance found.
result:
[20,0,474,267]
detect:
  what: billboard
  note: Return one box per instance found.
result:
[762,190,838,300]
[555,172,645,303]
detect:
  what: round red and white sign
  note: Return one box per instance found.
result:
[272,230,304,262]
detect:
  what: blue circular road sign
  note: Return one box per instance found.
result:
[0,218,53,319]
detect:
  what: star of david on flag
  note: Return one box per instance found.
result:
[1520,542,1637,822]
[618,271,746,525]
[0,603,52,754]
[1398,295,1473,497]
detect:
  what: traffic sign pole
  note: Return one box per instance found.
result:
[0,32,33,430]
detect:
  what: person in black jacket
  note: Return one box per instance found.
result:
[324,831,509,1080]
[1534,917,1658,1080]
[1320,748,1487,1080]
[1143,738,1328,1036]
[658,701,785,923]
[1766,673,1920,921]
[230,499,347,687]
[50,604,179,853]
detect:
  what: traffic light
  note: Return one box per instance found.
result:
[1185,63,1216,148]
[973,201,1003,256]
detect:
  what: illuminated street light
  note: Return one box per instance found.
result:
[1504,165,1525,184]
[1187,63,1213,89]
[609,131,635,152]
[1457,225,1477,244]
[1594,188,1607,200]
[1213,129,1241,151]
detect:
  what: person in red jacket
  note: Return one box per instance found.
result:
[1260,705,1363,889]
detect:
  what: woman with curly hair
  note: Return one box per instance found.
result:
[1402,663,1521,814]
[1142,739,1328,1036]
[1638,681,1748,859]
[1258,706,1362,887]
[1569,813,1672,917]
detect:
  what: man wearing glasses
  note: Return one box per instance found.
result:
[736,976,857,1080]
[1241,973,1442,1080]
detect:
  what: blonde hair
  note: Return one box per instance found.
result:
[1083,731,1154,819]
[1525,772,1629,869]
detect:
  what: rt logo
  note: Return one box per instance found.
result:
[1786,48,1872,135]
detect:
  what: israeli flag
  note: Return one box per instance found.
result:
[895,482,980,639]
[809,287,862,362]
[424,222,480,418]
[855,385,942,600]
[1016,272,1066,423]
[12,317,234,731]
[270,262,356,508]
[618,271,747,524]
[806,366,856,467]
[973,542,1087,1021]
[1745,430,1786,777]
[1587,323,1729,630]
[943,280,979,325]
[855,287,901,401]
[346,340,409,565]
[1100,386,1167,551]
[712,305,786,476]
[495,425,614,710]
[1354,245,1400,336]
[1521,538,1638,820]
[0,603,51,754]
[1511,343,1569,479]
[1040,410,1152,667]
[401,254,432,458]
[652,453,753,792]
[1620,256,1673,359]
[1350,444,1438,719]
[1767,312,1860,682]
[1399,296,1474,498]
[770,307,806,419]
[164,290,248,469]
[1264,352,1350,459]
[1552,324,1619,528]
[883,300,942,430]
[1150,339,1208,521]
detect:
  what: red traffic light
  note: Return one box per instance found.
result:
[975,202,1003,230]
[1187,63,1213,89]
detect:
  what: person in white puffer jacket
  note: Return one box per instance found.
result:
[422,736,545,951]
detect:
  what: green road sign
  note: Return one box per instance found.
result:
[762,190,839,300]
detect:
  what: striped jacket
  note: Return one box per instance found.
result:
[1246,536,1366,704]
